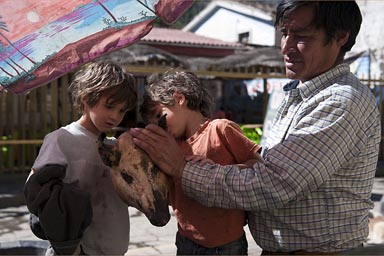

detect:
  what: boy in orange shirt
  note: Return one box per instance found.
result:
[140,70,263,255]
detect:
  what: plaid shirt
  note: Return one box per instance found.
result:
[182,64,381,253]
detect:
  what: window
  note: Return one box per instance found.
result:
[238,32,250,43]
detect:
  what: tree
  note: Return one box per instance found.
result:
[96,0,118,23]
[0,41,28,77]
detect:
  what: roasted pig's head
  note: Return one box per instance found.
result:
[98,132,170,227]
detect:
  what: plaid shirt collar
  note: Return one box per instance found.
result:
[283,64,351,102]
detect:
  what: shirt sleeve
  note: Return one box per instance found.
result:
[216,120,262,163]
[32,131,68,171]
[181,92,379,211]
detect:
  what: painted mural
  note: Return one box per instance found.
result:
[0,0,193,94]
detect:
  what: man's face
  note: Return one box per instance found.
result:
[280,5,343,82]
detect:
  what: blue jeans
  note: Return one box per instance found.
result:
[175,231,248,255]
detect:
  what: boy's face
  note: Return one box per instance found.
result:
[145,103,187,140]
[81,94,127,134]
[145,104,163,126]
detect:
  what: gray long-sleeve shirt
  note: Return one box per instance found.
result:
[32,121,130,255]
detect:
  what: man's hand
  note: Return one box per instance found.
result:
[130,124,185,178]
[237,153,264,169]
[185,155,215,166]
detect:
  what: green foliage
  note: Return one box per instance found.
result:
[240,125,263,145]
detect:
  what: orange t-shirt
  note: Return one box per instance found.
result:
[171,119,261,248]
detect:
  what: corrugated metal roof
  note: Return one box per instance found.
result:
[141,27,244,49]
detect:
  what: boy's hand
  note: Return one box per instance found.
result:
[130,124,185,178]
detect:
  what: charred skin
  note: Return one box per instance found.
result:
[158,114,168,130]
[98,132,170,227]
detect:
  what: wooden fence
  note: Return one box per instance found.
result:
[1,74,384,173]
[1,75,75,172]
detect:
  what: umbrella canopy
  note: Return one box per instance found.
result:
[0,0,194,94]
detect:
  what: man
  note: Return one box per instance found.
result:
[130,1,381,254]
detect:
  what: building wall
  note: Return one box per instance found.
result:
[184,1,276,47]
[191,8,275,46]
[352,1,384,77]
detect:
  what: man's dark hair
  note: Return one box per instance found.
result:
[275,1,362,57]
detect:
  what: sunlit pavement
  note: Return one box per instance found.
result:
[0,206,261,255]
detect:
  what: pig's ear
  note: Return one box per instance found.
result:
[98,132,107,143]
[97,133,120,166]
[158,114,167,130]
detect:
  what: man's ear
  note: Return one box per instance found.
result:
[173,91,185,106]
[336,31,350,47]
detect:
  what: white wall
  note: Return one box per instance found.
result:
[192,8,275,46]
[184,1,276,47]
[352,1,384,77]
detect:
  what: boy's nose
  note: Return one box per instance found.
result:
[110,111,123,122]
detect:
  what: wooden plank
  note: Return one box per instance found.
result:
[18,94,26,168]
[29,90,38,162]
[262,78,268,119]
[5,94,14,169]
[5,93,13,135]
[70,74,80,121]
[29,90,37,138]
[0,94,4,169]
[65,74,77,121]
[51,80,59,130]
[40,85,48,136]
[0,140,44,145]
[0,93,5,169]
[60,75,69,125]
[241,124,263,129]
[18,95,26,139]
[0,92,5,137]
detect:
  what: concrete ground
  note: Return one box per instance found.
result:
[0,172,261,255]
[0,205,262,255]
[1,172,384,255]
